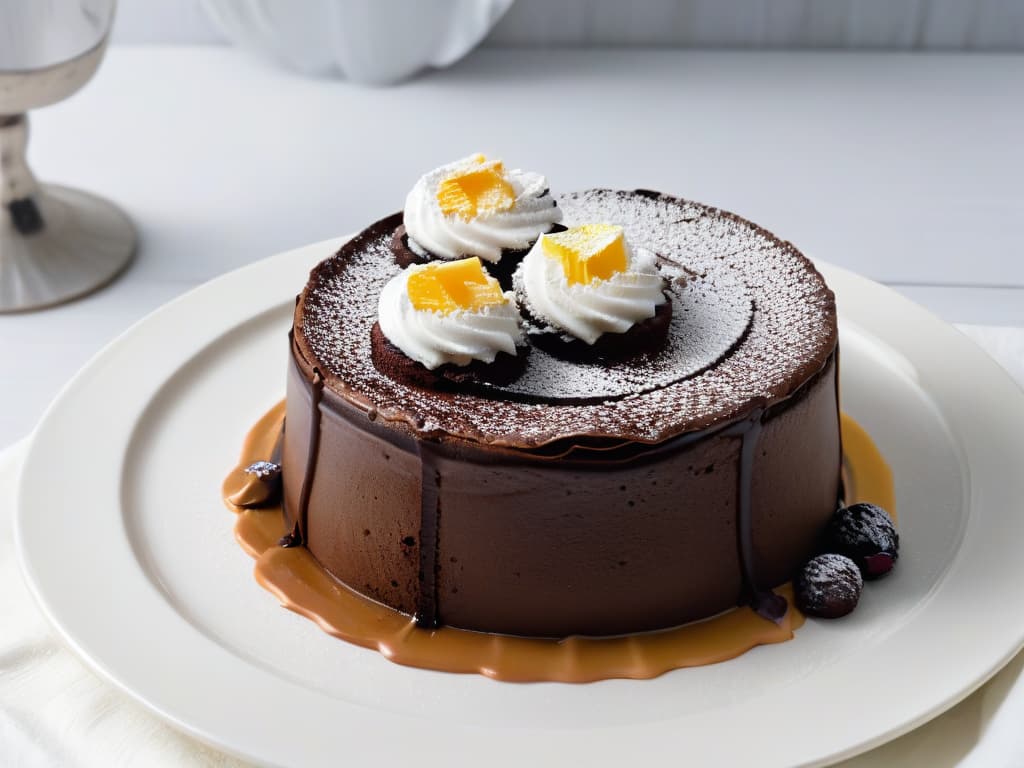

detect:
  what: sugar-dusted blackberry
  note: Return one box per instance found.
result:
[827,503,899,580]
[795,554,863,619]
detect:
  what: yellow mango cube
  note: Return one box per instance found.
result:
[406,257,507,315]
[436,156,516,219]
[541,224,628,284]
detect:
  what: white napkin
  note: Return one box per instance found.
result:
[2,324,1023,767]
[0,441,247,767]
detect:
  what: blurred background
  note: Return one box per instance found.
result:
[120,0,1024,51]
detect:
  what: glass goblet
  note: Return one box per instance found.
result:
[0,0,136,312]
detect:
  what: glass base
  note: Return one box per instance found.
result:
[0,183,136,312]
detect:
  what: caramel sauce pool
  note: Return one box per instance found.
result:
[222,403,894,683]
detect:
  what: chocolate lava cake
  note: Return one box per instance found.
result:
[284,184,840,639]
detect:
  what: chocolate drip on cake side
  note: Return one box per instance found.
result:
[287,347,841,628]
[415,444,442,628]
[268,424,305,548]
[725,408,787,623]
[834,344,846,507]
[294,370,325,544]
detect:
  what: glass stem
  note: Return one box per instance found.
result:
[0,113,43,234]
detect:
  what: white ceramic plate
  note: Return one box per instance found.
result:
[15,238,1024,767]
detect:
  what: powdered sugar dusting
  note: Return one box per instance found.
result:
[484,267,752,401]
[297,190,837,447]
[796,553,863,611]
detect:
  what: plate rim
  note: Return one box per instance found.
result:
[14,237,1024,767]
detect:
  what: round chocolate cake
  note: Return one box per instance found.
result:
[284,178,840,638]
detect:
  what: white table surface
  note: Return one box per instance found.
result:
[2,46,1023,448]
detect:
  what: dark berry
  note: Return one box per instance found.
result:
[826,503,899,580]
[229,460,283,507]
[244,461,281,480]
[278,524,302,548]
[795,554,863,619]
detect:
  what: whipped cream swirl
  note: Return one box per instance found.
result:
[378,266,525,369]
[403,155,562,263]
[517,236,667,345]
